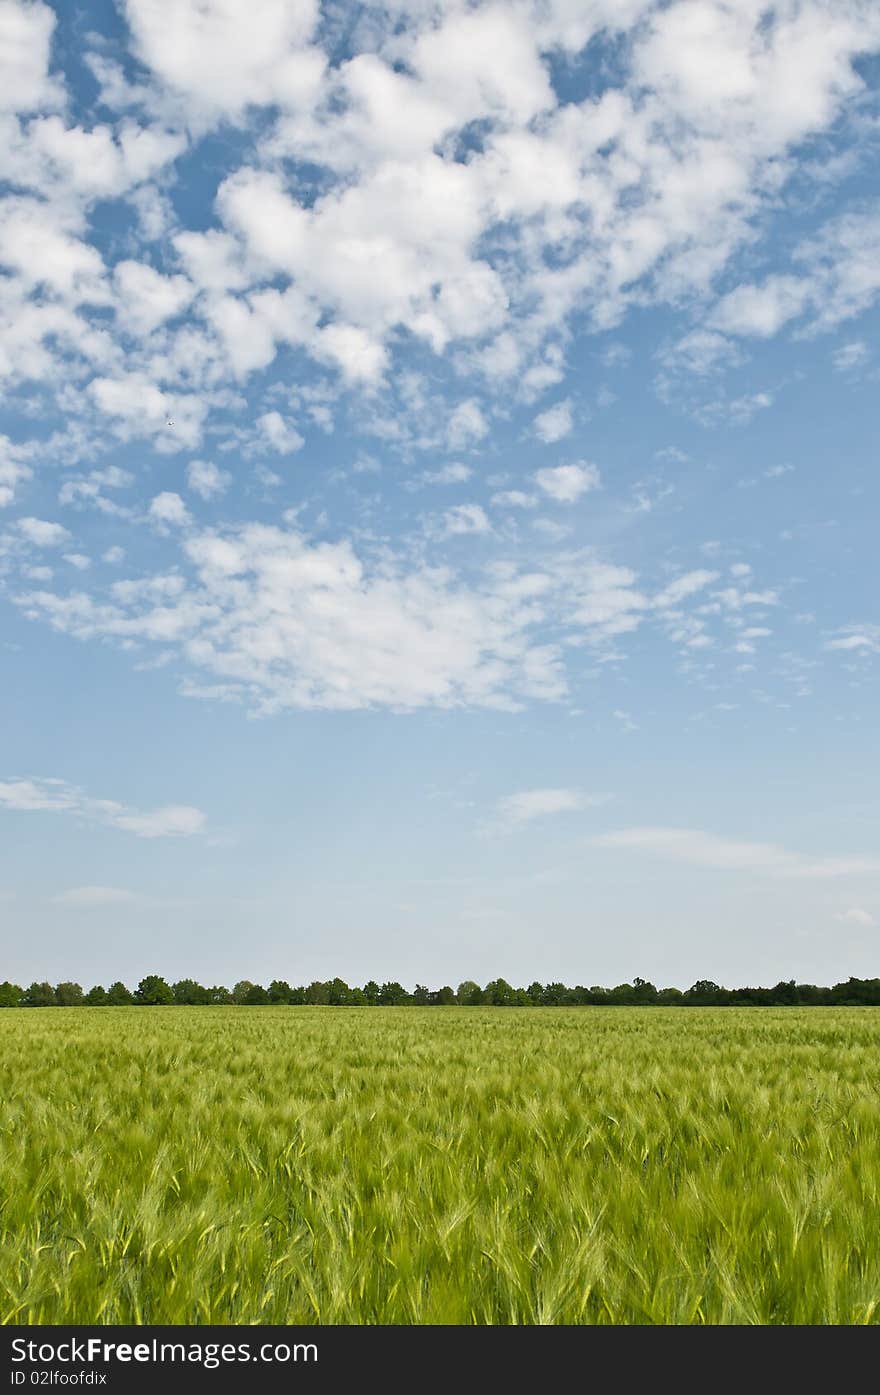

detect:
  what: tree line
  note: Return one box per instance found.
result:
[2,973,880,1007]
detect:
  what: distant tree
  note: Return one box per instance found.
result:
[412,983,430,1005]
[526,981,544,1005]
[434,985,456,1005]
[348,987,367,1005]
[239,981,268,1005]
[456,980,483,1006]
[378,981,410,1005]
[327,977,353,1005]
[794,982,826,1006]
[172,978,209,1005]
[268,979,293,1004]
[483,978,517,1006]
[632,977,659,1005]
[84,984,108,1005]
[288,985,307,1005]
[541,982,569,1006]
[136,975,174,1005]
[0,981,23,1007]
[362,980,381,1005]
[55,981,84,1006]
[23,981,56,1007]
[657,987,684,1005]
[106,980,134,1005]
[232,980,256,1005]
[684,980,726,1006]
[208,985,233,1004]
[304,980,330,1005]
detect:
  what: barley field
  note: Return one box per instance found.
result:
[2,1006,879,1324]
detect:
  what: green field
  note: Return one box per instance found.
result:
[2,1006,879,1324]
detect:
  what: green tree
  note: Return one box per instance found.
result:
[84,984,108,1005]
[433,985,456,1005]
[327,977,353,1005]
[362,980,381,1005]
[0,981,22,1007]
[55,981,84,1006]
[136,975,174,1005]
[378,981,410,1005]
[231,980,269,1004]
[412,983,430,1005]
[304,980,330,1004]
[107,980,134,1005]
[23,981,57,1007]
[268,979,293,1004]
[483,978,517,1006]
[208,985,233,1004]
[456,980,483,1006]
[172,978,209,1005]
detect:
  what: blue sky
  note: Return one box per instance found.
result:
[1,0,879,990]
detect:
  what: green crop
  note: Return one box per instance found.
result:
[2,1007,879,1324]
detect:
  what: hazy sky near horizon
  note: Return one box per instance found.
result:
[1,0,879,990]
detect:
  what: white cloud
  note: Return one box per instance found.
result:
[535,462,601,503]
[533,399,573,444]
[114,260,194,336]
[832,341,868,372]
[0,0,63,114]
[492,490,537,509]
[113,804,206,838]
[826,625,880,654]
[441,504,491,536]
[0,435,33,507]
[17,517,70,547]
[63,553,90,570]
[149,491,190,527]
[53,885,135,907]
[13,520,779,712]
[593,827,880,879]
[421,463,472,486]
[653,570,718,609]
[496,787,603,827]
[447,400,488,450]
[256,410,304,455]
[0,776,206,838]
[123,0,324,125]
[710,276,812,337]
[835,907,875,927]
[59,466,134,512]
[187,459,231,500]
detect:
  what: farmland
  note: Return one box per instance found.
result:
[2,1007,879,1324]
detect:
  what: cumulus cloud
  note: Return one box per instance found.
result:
[17,517,69,547]
[0,776,206,838]
[148,491,190,527]
[0,436,33,507]
[420,463,472,486]
[256,411,305,454]
[533,399,573,444]
[442,504,491,536]
[535,462,601,503]
[13,520,748,713]
[186,459,231,499]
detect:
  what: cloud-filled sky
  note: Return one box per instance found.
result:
[1,0,879,989]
